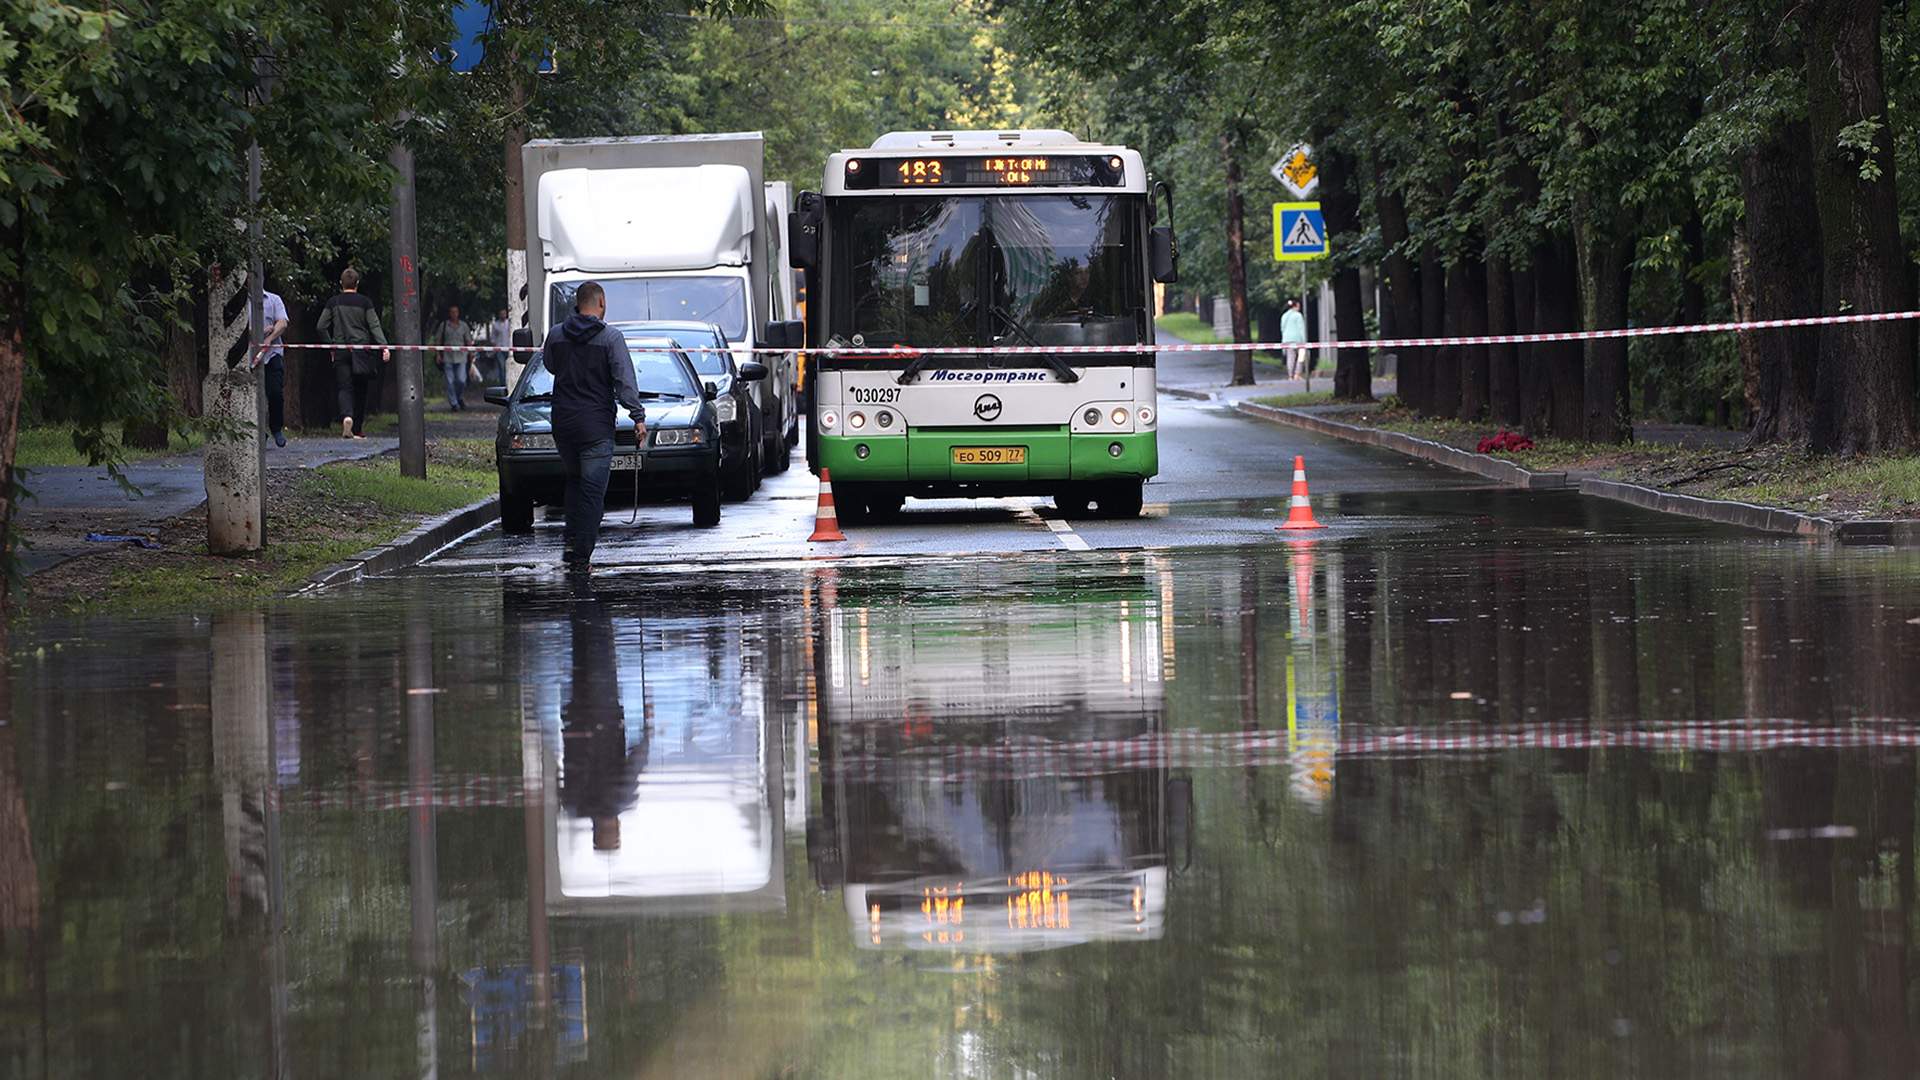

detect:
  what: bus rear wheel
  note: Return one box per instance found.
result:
[1095,480,1145,519]
[1055,489,1094,519]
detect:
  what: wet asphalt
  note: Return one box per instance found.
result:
[7,391,1920,1078]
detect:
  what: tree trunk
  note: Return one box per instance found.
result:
[1417,248,1445,413]
[1574,202,1633,444]
[0,235,22,611]
[1510,260,1537,426]
[1319,145,1370,400]
[1376,179,1421,404]
[1221,133,1254,385]
[1434,261,1466,419]
[1802,0,1916,453]
[1457,257,1490,420]
[1531,232,1584,440]
[1738,123,1826,444]
[1487,254,1520,424]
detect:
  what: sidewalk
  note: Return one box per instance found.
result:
[1155,326,1398,403]
[17,432,402,576]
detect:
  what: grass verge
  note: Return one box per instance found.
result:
[1317,404,1920,519]
[1155,313,1287,369]
[14,424,205,468]
[1253,391,1335,409]
[22,437,497,617]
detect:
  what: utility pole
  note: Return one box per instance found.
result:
[391,138,426,479]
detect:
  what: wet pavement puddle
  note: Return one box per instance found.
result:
[6,512,1920,1077]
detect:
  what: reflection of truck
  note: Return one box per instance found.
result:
[805,564,1189,952]
[503,584,787,917]
[522,132,805,474]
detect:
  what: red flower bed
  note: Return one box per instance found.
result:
[1477,430,1536,454]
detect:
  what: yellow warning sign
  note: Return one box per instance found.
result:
[1279,149,1316,192]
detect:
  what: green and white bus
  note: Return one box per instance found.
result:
[790,130,1178,521]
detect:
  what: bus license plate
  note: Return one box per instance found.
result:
[952,446,1025,465]
[611,454,642,471]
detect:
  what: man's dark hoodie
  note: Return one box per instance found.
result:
[544,313,648,442]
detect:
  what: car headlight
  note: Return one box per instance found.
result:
[510,432,555,450]
[652,427,704,447]
[715,397,738,424]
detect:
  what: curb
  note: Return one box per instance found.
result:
[1231,401,1914,542]
[1162,386,1215,402]
[303,494,500,592]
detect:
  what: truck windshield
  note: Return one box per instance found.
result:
[829,194,1141,351]
[550,277,747,341]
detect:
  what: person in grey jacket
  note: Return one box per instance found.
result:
[544,280,647,572]
[316,268,391,439]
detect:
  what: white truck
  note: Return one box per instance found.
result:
[521,132,804,473]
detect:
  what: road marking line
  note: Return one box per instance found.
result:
[1043,518,1092,551]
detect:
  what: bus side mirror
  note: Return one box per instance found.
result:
[762,319,804,350]
[1150,226,1179,284]
[789,192,823,270]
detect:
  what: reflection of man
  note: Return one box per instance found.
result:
[557,587,648,851]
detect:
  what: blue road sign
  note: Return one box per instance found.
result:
[1274,202,1329,262]
[442,1,556,73]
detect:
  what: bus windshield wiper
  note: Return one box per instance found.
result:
[895,304,1080,384]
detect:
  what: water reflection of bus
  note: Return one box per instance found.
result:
[805,560,1189,952]
[504,583,789,916]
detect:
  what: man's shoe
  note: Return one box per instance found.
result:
[273,430,286,448]
[341,417,354,438]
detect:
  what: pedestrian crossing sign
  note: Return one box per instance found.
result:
[1274,202,1328,262]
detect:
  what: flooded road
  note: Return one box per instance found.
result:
[6,492,1920,1077]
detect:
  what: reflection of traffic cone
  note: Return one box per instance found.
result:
[808,469,847,542]
[1291,543,1314,632]
[1278,455,1326,530]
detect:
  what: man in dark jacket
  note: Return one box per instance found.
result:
[316,268,391,438]
[544,280,647,572]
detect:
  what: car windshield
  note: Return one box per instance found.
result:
[550,277,748,341]
[519,341,700,400]
[623,325,731,376]
[828,194,1141,350]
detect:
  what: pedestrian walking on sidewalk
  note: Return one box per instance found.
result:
[250,285,291,447]
[1282,298,1310,381]
[317,268,391,439]
[434,304,472,411]
[544,281,648,574]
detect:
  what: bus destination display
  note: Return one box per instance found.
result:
[848,154,1124,189]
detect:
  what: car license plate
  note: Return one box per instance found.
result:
[611,454,642,471]
[952,446,1025,465]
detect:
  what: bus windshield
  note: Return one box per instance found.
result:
[829,194,1141,351]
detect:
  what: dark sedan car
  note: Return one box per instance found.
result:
[492,337,758,532]
[613,320,762,501]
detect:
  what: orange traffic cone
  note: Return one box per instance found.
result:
[1278,455,1326,530]
[808,468,847,542]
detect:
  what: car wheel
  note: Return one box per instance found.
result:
[1095,480,1146,519]
[501,484,535,534]
[692,473,722,528]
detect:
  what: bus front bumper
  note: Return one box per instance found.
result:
[815,429,1157,492]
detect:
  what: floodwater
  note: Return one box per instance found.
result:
[5,494,1920,1078]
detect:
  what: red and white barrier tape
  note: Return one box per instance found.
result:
[268,307,1920,358]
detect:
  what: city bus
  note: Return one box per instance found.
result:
[790,130,1179,521]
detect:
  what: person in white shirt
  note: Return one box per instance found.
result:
[251,287,292,447]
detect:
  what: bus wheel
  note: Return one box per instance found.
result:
[864,491,904,520]
[836,484,868,525]
[1096,480,1145,519]
[1055,489,1094,519]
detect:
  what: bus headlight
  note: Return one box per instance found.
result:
[849,411,867,429]
[1084,407,1102,426]
[875,409,894,428]
[1110,406,1130,426]
[1137,406,1155,426]
[821,410,839,431]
